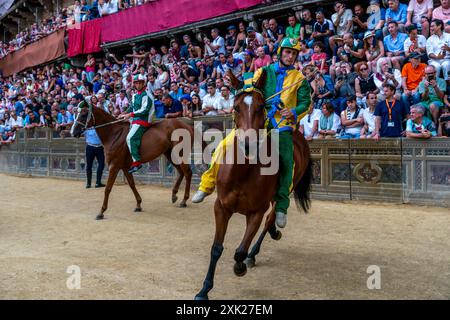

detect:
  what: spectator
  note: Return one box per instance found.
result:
[352,4,369,40]
[190,94,203,117]
[300,9,316,43]
[437,105,450,136]
[56,108,74,131]
[216,85,234,115]
[401,52,426,108]
[432,0,450,31]
[383,21,408,70]
[355,61,378,107]
[312,9,333,51]
[374,57,402,100]
[225,25,238,53]
[332,62,357,114]
[339,95,363,139]
[300,103,321,140]
[266,18,285,54]
[202,83,221,116]
[406,0,433,38]
[253,46,272,72]
[406,104,437,138]
[404,24,427,59]
[361,92,378,139]
[232,22,247,54]
[304,65,333,110]
[311,42,329,74]
[374,83,409,139]
[286,15,301,41]
[383,0,408,35]
[418,65,446,124]
[330,1,353,51]
[210,28,226,56]
[426,19,450,81]
[317,102,341,139]
[161,94,182,118]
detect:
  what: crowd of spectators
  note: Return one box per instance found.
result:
[1,0,450,146]
[0,0,158,60]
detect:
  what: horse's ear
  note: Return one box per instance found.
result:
[226,70,240,90]
[253,68,267,92]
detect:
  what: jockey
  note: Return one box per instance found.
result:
[118,74,155,174]
[192,38,311,228]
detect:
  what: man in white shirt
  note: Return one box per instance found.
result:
[216,86,234,115]
[300,107,321,140]
[404,24,427,58]
[426,19,450,80]
[202,83,221,116]
[332,1,353,37]
[210,28,226,56]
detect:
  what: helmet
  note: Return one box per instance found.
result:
[133,74,146,82]
[277,37,301,57]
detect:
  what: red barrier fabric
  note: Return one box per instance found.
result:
[0,29,66,77]
[101,0,263,43]
[67,19,102,58]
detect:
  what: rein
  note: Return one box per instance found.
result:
[76,105,126,131]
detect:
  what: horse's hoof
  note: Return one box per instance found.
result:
[179,202,187,208]
[134,207,142,212]
[194,294,209,301]
[96,214,104,220]
[271,230,282,240]
[233,262,247,277]
[244,257,256,268]
[172,195,178,203]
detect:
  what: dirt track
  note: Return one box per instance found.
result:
[0,173,449,300]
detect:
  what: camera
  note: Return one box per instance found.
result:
[440,115,450,122]
[427,74,435,81]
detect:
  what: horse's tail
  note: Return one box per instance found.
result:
[293,159,312,214]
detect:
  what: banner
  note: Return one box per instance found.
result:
[67,19,103,58]
[101,0,263,43]
[0,29,66,77]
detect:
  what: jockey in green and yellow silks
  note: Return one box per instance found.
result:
[192,38,311,228]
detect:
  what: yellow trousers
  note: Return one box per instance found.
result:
[199,129,236,193]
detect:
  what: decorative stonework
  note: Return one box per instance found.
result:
[415,161,422,191]
[311,160,321,184]
[430,165,450,186]
[353,162,382,184]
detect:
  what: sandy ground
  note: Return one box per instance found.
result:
[0,173,449,300]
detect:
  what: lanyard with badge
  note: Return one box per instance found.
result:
[385,99,395,127]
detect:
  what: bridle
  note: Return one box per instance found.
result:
[75,104,125,132]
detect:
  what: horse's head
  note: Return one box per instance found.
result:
[233,69,267,156]
[70,101,94,138]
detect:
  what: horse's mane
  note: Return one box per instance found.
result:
[91,106,129,128]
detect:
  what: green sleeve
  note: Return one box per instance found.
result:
[294,80,312,116]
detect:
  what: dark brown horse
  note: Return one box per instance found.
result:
[71,104,194,220]
[195,70,312,300]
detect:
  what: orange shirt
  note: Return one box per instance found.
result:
[401,62,426,91]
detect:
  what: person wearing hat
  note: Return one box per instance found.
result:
[118,74,154,173]
[245,26,264,52]
[192,37,311,229]
[225,25,237,52]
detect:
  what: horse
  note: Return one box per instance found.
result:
[195,69,312,300]
[71,104,194,220]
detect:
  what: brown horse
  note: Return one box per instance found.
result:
[71,103,194,220]
[195,70,312,300]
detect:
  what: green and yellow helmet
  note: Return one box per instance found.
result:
[277,37,301,57]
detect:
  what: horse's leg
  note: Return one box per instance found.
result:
[244,206,281,268]
[233,212,264,277]
[122,169,143,212]
[178,163,192,208]
[165,151,184,204]
[97,165,119,220]
[195,199,232,300]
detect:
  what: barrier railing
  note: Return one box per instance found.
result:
[1,116,449,207]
